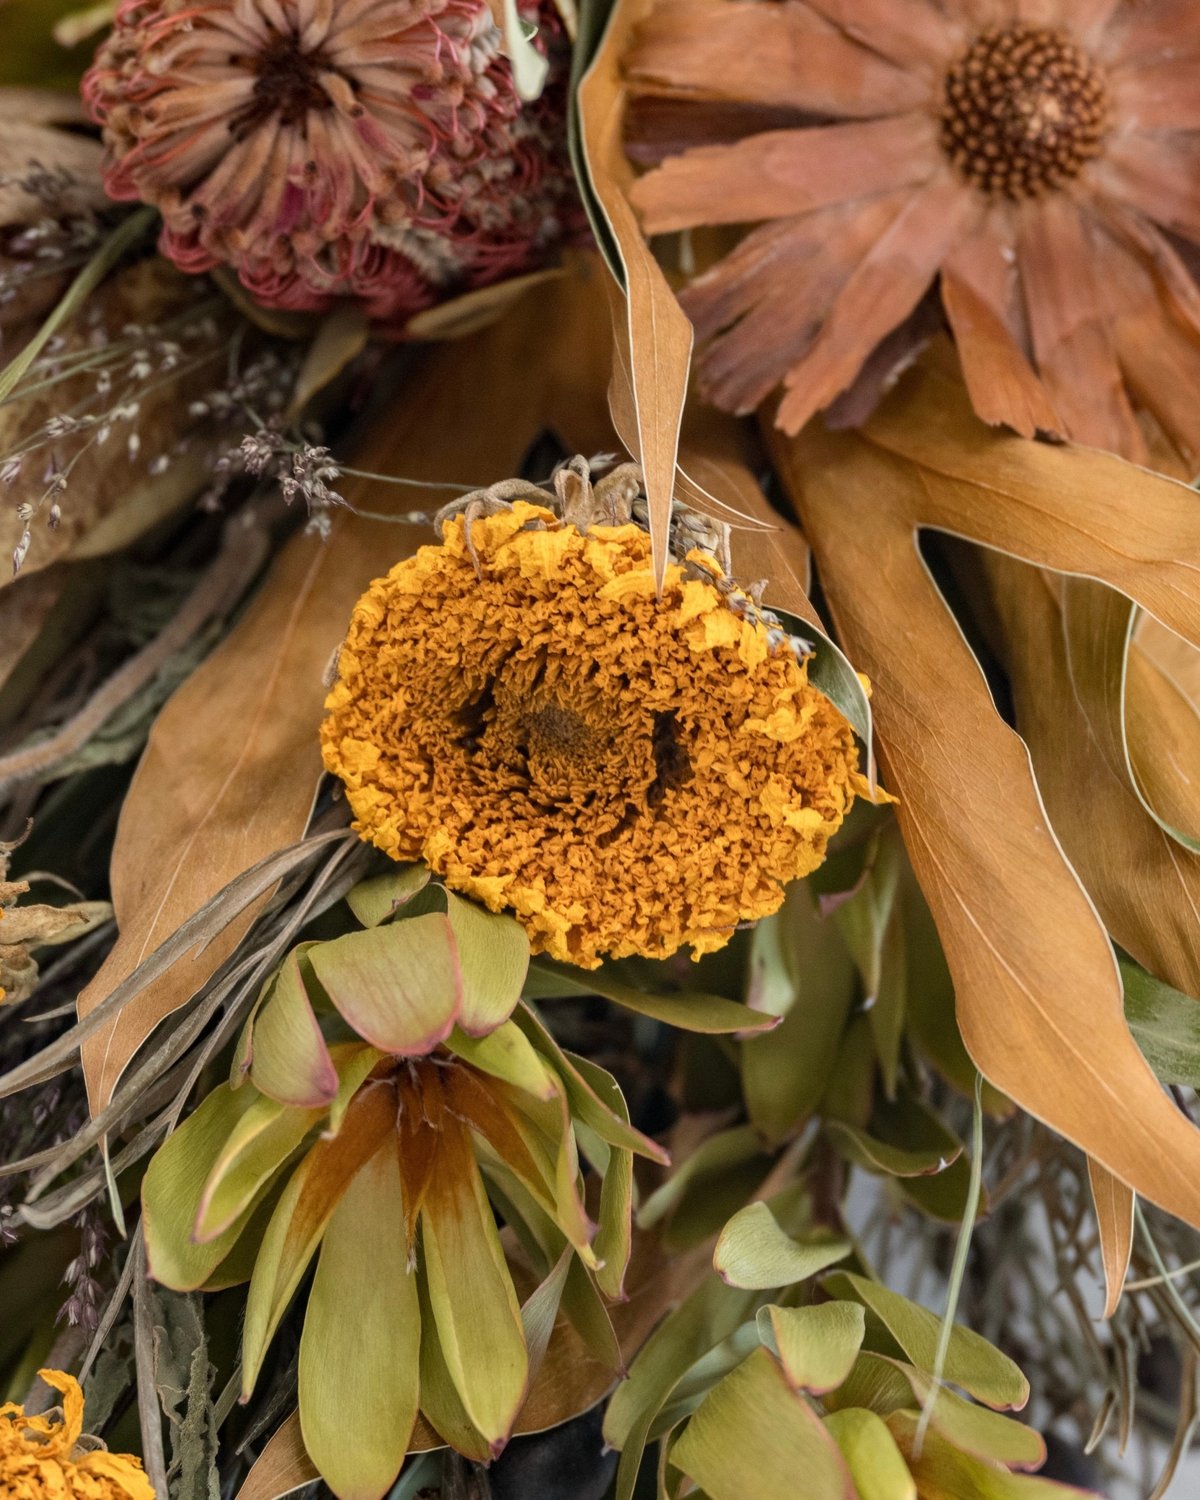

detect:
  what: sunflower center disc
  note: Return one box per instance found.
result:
[939,24,1109,198]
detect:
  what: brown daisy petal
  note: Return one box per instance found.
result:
[1100,232,1200,467]
[1111,49,1200,130]
[801,0,963,69]
[1039,0,1123,40]
[630,113,938,233]
[684,194,908,413]
[1099,133,1200,242]
[1095,196,1200,342]
[1016,194,1146,459]
[776,172,978,433]
[941,223,1062,438]
[1100,0,1199,65]
[623,0,930,118]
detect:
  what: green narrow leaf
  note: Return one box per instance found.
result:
[142,1084,262,1292]
[714,1202,850,1291]
[415,1267,494,1463]
[420,1113,529,1449]
[527,960,779,1034]
[446,891,530,1036]
[241,1083,396,1394]
[832,825,905,1096]
[823,1408,916,1500]
[345,866,431,927]
[299,1143,420,1500]
[758,1302,865,1393]
[249,949,338,1108]
[604,1276,761,1500]
[671,1347,856,1500]
[742,890,857,1143]
[307,914,462,1055]
[513,1003,669,1162]
[444,1016,559,1100]
[637,1126,765,1233]
[775,607,873,752]
[195,1091,321,1242]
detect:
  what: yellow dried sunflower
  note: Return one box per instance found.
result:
[0,1369,153,1500]
[321,497,867,967]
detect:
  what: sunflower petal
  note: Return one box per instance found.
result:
[299,1142,419,1500]
[631,114,937,234]
[1099,132,1200,242]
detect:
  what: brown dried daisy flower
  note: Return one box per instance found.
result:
[321,488,867,967]
[83,0,579,327]
[623,0,1200,463]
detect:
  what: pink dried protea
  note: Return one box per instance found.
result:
[84,0,578,328]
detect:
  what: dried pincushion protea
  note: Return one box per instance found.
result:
[83,0,577,327]
[623,0,1200,463]
[0,1369,152,1499]
[321,480,867,967]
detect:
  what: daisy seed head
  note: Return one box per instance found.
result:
[941,25,1109,199]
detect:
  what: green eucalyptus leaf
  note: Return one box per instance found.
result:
[714,1202,850,1291]
[823,1408,916,1500]
[822,1273,1028,1411]
[758,1302,865,1393]
[671,1346,856,1500]
[1122,954,1200,1087]
[604,1276,761,1500]
[889,1413,1089,1498]
[828,1352,1044,1468]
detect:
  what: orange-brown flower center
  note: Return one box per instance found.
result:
[939,25,1109,199]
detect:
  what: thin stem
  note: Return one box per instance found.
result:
[0,207,157,404]
[913,1072,984,1457]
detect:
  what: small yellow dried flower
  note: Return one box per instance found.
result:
[0,1369,153,1499]
[322,502,865,967]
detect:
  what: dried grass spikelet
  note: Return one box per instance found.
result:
[321,480,868,967]
[0,1369,153,1499]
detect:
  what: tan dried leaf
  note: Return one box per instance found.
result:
[766,346,1200,1229]
[77,268,616,1112]
[578,0,691,592]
